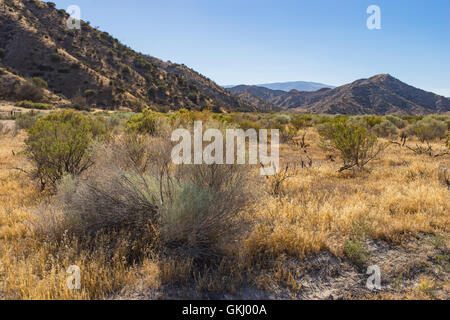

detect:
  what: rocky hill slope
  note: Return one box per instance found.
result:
[0,0,255,111]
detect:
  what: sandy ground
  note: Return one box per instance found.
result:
[110,235,449,300]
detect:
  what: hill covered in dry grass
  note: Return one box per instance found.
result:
[0,0,255,112]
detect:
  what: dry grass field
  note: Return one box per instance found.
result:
[0,111,449,300]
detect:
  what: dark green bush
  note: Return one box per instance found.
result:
[31,77,48,88]
[15,80,44,102]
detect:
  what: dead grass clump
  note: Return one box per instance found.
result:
[438,163,450,190]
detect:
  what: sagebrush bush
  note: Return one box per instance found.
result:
[161,163,257,259]
[14,111,43,130]
[56,161,159,241]
[385,115,408,129]
[25,110,107,190]
[372,119,398,138]
[272,114,291,125]
[408,118,447,143]
[49,127,257,262]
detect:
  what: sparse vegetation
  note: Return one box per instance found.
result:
[14,110,43,130]
[1,109,448,300]
[0,0,448,302]
[408,117,447,143]
[15,100,53,110]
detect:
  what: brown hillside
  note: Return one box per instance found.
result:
[228,75,450,115]
[0,0,255,111]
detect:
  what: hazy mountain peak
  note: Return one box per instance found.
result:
[228,74,450,115]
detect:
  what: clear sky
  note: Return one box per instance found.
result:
[51,0,450,96]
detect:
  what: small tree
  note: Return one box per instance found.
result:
[318,119,385,172]
[25,110,106,190]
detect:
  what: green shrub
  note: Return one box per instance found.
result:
[273,123,297,144]
[0,48,5,58]
[25,110,107,190]
[363,115,383,128]
[385,115,407,129]
[272,114,291,125]
[372,120,398,138]
[239,120,262,131]
[291,114,312,129]
[408,118,447,143]
[126,108,165,135]
[344,240,371,268]
[15,100,53,110]
[31,77,48,88]
[312,114,335,125]
[318,119,384,171]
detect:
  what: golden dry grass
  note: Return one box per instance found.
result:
[0,125,448,300]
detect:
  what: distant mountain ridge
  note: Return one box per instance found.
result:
[224,81,334,92]
[228,75,450,115]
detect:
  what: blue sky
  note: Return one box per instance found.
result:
[51,0,450,96]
